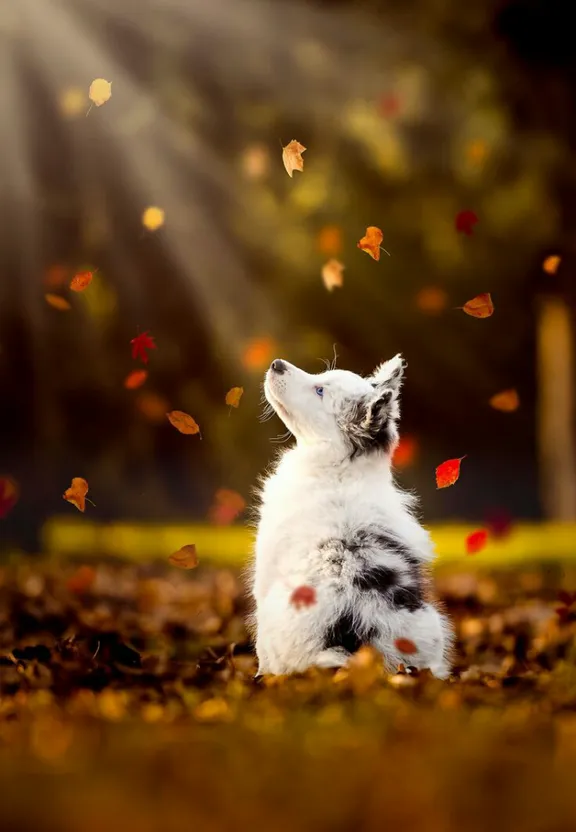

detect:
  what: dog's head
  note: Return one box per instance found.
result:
[264,355,406,456]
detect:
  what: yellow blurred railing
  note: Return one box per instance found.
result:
[41,518,576,568]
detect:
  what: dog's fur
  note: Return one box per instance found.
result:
[249,355,454,679]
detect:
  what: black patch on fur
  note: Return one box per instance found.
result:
[391,586,424,612]
[353,564,398,592]
[341,394,396,459]
[323,610,377,654]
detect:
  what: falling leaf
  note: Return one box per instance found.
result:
[130,331,157,364]
[378,93,401,117]
[282,139,306,177]
[290,585,317,609]
[168,544,199,570]
[44,264,69,289]
[124,369,148,390]
[466,529,488,555]
[241,336,277,371]
[166,410,201,435]
[135,391,170,423]
[415,286,448,314]
[208,489,246,525]
[45,293,71,311]
[357,226,389,260]
[241,143,270,179]
[225,387,244,408]
[321,259,345,292]
[460,293,494,319]
[485,508,514,540]
[543,255,561,275]
[455,210,479,235]
[66,565,96,594]
[392,435,418,469]
[316,225,343,256]
[0,476,19,519]
[70,271,94,292]
[142,206,165,231]
[489,389,520,412]
[63,477,89,512]
[58,87,86,118]
[394,638,418,655]
[436,457,466,489]
[88,78,112,107]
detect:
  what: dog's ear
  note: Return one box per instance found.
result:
[369,353,406,398]
[345,388,398,456]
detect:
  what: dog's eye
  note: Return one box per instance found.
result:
[315,386,324,398]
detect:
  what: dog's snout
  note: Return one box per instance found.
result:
[270,359,286,374]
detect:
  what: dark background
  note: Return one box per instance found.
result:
[1,0,575,551]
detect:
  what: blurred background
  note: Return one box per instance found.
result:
[1,0,575,556]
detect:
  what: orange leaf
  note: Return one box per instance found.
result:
[435,457,465,489]
[460,293,494,318]
[357,226,386,260]
[321,259,345,292]
[63,477,89,512]
[166,410,201,435]
[394,638,417,655]
[0,476,19,519]
[124,369,148,390]
[45,293,71,311]
[241,336,277,371]
[316,225,343,256]
[290,585,317,609]
[66,565,96,593]
[415,286,448,314]
[70,271,94,292]
[489,389,520,412]
[455,210,478,235]
[282,139,306,177]
[543,255,561,275]
[465,529,488,555]
[208,488,246,525]
[168,544,199,570]
[225,387,244,408]
[135,391,170,423]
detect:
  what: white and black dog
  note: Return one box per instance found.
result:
[250,354,454,679]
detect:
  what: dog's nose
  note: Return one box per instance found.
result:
[270,359,286,374]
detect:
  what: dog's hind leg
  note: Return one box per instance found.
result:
[373,603,453,679]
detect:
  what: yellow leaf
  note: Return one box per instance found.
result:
[225,387,244,408]
[321,259,344,292]
[282,139,306,178]
[142,206,165,231]
[88,78,112,107]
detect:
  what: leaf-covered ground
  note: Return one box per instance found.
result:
[1,557,576,831]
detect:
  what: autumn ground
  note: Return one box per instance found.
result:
[1,555,576,832]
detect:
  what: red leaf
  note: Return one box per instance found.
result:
[394,638,417,655]
[466,529,488,555]
[67,565,96,593]
[290,585,317,609]
[435,457,465,489]
[455,210,479,235]
[130,331,157,364]
[70,271,94,292]
[124,369,148,390]
[0,476,19,519]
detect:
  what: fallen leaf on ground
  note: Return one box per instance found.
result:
[460,293,494,318]
[321,259,345,292]
[168,544,199,570]
[436,457,466,489]
[466,530,488,555]
[282,140,306,177]
[124,369,148,390]
[142,207,165,231]
[394,638,418,654]
[45,294,71,311]
[225,387,244,408]
[455,210,478,235]
[131,332,157,364]
[489,389,520,412]
[63,478,89,512]
[70,271,94,292]
[543,255,561,275]
[89,79,112,107]
[166,411,201,435]
[66,565,97,593]
[357,226,385,260]
[290,586,317,609]
[0,476,19,519]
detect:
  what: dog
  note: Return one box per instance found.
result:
[249,354,453,679]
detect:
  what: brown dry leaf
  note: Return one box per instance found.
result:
[282,139,306,177]
[489,389,520,412]
[45,293,71,311]
[124,369,148,390]
[168,544,199,570]
[88,78,112,107]
[166,410,201,435]
[225,387,244,408]
[142,206,165,231]
[321,259,345,292]
[543,255,561,275]
[63,477,89,512]
[460,293,494,318]
[70,271,94,292]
